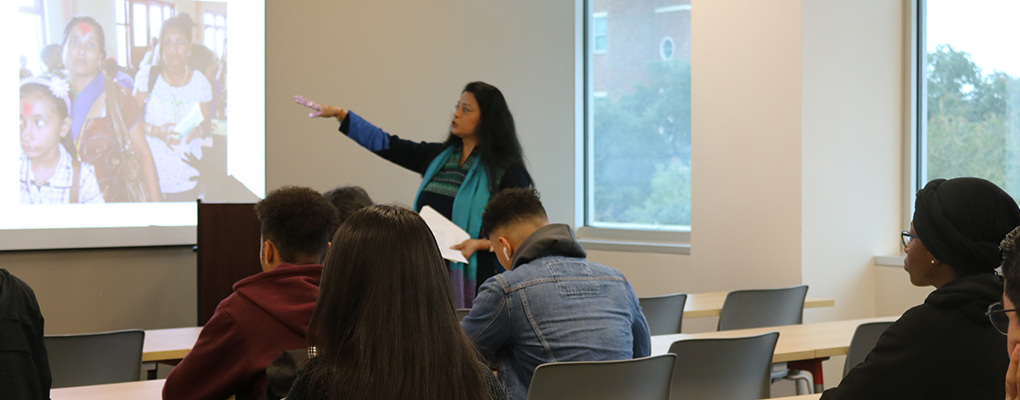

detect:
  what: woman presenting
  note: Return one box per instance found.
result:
[296,82,532,307]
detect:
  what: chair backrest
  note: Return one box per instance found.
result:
[526,354,676,400]
[45,329,145,388]
[455,308,471,322]
[639,293,688,335]
[842,321,894,378]
[717,285,808,331]
[667,331,779,400]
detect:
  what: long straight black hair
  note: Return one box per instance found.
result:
[444,81,530,191]
[303,205,490,400]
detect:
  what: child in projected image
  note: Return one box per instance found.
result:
[19,77,104,204]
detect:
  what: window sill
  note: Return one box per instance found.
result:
[577,239,691,255]
[874,254,905,267]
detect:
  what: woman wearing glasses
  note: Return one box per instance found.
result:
[821,177,1019,400]
[997,227,1020,400]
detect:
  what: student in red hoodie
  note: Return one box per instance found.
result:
[163,186,341,400]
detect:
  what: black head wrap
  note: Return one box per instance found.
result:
[913,178,1020,276]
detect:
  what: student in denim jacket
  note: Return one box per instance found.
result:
[462,188,651,400]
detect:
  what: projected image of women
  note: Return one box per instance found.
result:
[14,1,247,206]
[136,15,214,202]
[62,16,162,202]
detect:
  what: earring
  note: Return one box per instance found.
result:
[931,259,937,265]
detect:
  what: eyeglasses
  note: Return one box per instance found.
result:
[901,231,919,249]
[986,301,1017,335]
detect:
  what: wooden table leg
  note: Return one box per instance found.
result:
[789,357,830,393]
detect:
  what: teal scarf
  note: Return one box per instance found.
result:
[414,146,490,281]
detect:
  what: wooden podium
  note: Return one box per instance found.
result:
[196,201,262,326]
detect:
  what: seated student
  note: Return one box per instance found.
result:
[163,186,341,400]
[1000,227,1020,400]
[20,77,103,204]
[286,205,507,400]
[0,269,50,400]
[323,185,374,222]
[821,177,1018,400]
[461,188,650,400]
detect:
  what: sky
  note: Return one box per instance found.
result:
[927,0,1020,77]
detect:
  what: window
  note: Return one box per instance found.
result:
[18,0,46,77]
[593,13,607,54]
[119,1,174,69]
[203,12,227,59]
[917,0,1020,200]
[116,0,129,67]
[585,1,692,232]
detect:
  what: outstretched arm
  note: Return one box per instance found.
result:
[294,95,445,175]
[295,95,348,121]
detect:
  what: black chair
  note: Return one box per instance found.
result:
[639,293,688,335]
[667,332,779,400]
[45,329,145,388]
[718,285,811,394]
[717,285,808,331]
[527,354,676,400]
[843,321,894,377]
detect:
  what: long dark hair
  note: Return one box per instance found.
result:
[444,81,530,191]
[304,205,490,400]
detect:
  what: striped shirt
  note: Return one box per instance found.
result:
[421,147,477,197]
[20,145,105,204]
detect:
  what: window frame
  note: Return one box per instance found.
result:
[575,0,691,254]
[592,12,607,54]
[122,0,175,68]
[203,11,227,59]
[19,0,47,75]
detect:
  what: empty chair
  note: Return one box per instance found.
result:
[455,308,471,322]
[842,321,894,378]
[639,293,688,335]
[667,331,779,400]
[717,285,808,331]
[44,329,145,388]
[526,354,676,400]
[718,285,811,394]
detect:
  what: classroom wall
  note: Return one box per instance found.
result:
[264,0,576,226]
[1,0,921,343]
[1,247,196,334]
[800,0,904,322]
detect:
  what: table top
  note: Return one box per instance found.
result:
[50,379,165,400]
[137,293,836,363]
[47,377,818,400]
[683,291,835,318]
[651,315,900,362]
[142,327,201,362]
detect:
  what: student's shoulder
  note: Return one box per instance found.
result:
[582,259,629,279]
[882,303,950,343]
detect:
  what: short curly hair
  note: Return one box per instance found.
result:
[323,186,374,223]
[1001,226,1020,306]
[255,186,340,263]
[480,188,547,238]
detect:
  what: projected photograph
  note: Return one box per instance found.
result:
[17,0,249,204]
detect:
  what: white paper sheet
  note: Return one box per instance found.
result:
[419,206,470,263]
